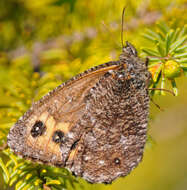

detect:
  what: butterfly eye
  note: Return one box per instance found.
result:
[52,130,64,144]
[31,121,46,138]
[114,158,121,165]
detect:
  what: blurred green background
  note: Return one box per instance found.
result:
[0,0,187,189]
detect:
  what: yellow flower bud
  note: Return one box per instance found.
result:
[164,60,182,79]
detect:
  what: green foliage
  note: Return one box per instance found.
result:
[142,22,187,96]
[0,60,82,190]
[0,149,80,190]
[0,0,186,190]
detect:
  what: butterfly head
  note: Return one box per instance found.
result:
[122,41,137,57]
[119,41,151,87]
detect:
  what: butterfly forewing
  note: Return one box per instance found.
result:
[7,62,121,166]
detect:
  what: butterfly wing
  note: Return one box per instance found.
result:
[65,63,150,183]
[7,61,120,166]
[8,57,150,183]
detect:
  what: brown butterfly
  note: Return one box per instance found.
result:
[7,10,151,184]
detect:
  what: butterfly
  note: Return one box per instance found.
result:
[7,41,151,183]
[7,8,151,183]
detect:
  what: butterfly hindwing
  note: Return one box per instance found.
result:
[65,63,149,183]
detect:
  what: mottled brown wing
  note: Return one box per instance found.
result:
[8,52,150,184]
[64,57,150,183]
[7,61,120,166]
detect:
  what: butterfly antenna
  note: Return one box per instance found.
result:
[121,6,126,48]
